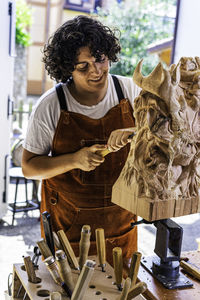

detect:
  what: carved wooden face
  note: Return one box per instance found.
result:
[125,57,200,200]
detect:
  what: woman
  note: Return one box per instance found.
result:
[22,15,141,266]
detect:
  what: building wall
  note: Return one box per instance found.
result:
[173,0,200,63]
[27,0,64,95]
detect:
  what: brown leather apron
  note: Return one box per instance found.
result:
[40,75,137,266]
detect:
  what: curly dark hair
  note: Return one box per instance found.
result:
[43,15,121,83]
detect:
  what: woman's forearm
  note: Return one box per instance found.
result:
[22,151,77,180]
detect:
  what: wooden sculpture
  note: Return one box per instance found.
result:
[112,57,200,221]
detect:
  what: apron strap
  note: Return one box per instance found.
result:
[56,75,125,111]
[55,83,68,111]
[111,75,125,102]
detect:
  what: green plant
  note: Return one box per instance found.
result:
[16,0,32,47]
[94,0,176,76]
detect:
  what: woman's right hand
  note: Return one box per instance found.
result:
[73,144,107,171]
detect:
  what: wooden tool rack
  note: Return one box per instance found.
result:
[12,255,143,300]
[11,252,200,300]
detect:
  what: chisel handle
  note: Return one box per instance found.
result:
[23,256,37,283]
[97,149,110,157]
[50,292,61,300]
[57,230,79,270]
[129,251,142,287]
[53,231,62,249]
[55,249,75,291]
[44,256,72,298]
[97,133,136,157]
[116,277,131,300]
[95,228,106,271]
[71,260,95,300]
[37,239,53,259]
[79,225,91,271]
[180,260,200,280]
[113,247,123,290]
[127,281,147,300]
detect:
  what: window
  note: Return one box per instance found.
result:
[63,0,102,13]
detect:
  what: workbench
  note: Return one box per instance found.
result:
[137,251,200,300]
[10,251,200,300]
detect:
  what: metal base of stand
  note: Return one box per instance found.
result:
[141,256,193,289]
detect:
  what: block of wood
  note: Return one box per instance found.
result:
[112,57,200,221]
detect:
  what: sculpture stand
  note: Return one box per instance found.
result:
[132,219,193,289]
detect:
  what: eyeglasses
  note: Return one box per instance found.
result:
[74,55,109,72]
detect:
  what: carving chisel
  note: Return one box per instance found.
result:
[97,132,136,157]
[127,281,147,300]
[53,231,62,249]
[180,260,200,280]
[129,251,142,287]
[55,249,75,292]
[79,225,91,271]
[37,238,53,259]
[57,229,79,270]
[113,247,123,291]
[95,228,106,272]
[116,277,131,300]
[50,292,62,300]
[42,211,55,257]
[23,256,37,283]
[44,255,72,298]
[71,260,96,300]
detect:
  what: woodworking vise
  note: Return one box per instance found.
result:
[131,218,193,289]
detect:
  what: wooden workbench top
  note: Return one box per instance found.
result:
[138,251,200,300]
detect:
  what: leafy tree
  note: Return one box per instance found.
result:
[94,0,176,76]
[16,0,32,47]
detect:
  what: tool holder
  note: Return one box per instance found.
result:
[132,218,193,289]
[11,255,143,300]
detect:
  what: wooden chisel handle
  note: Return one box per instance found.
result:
[95,228,106,271]
[116,277,131,300]
[71,260,96,300]
[79,225,91,271]
[113,247,123,291]
[129,251,142,287]
[53,231,62,250]
[97,148,110,157]
[37,239,53,259]
[97,133,136,157]
[50,292,62,300]
[55,249,75,291]
[127,281,147,300]
[57,230,79,270]
[44,256,72,297]
[180,260,200,280]
[23,256,37,283]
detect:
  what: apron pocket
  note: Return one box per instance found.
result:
[41,184,79,235]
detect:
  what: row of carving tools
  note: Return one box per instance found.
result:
[22,217,147,299]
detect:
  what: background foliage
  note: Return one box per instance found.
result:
[94,0,177,76]
[16,0,32,47]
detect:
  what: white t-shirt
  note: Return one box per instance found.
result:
[23,74,141,155]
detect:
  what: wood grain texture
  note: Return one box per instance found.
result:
[112,57,200,221]
[57,230,79,270]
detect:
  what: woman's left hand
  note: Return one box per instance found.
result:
[107,127,136,152]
